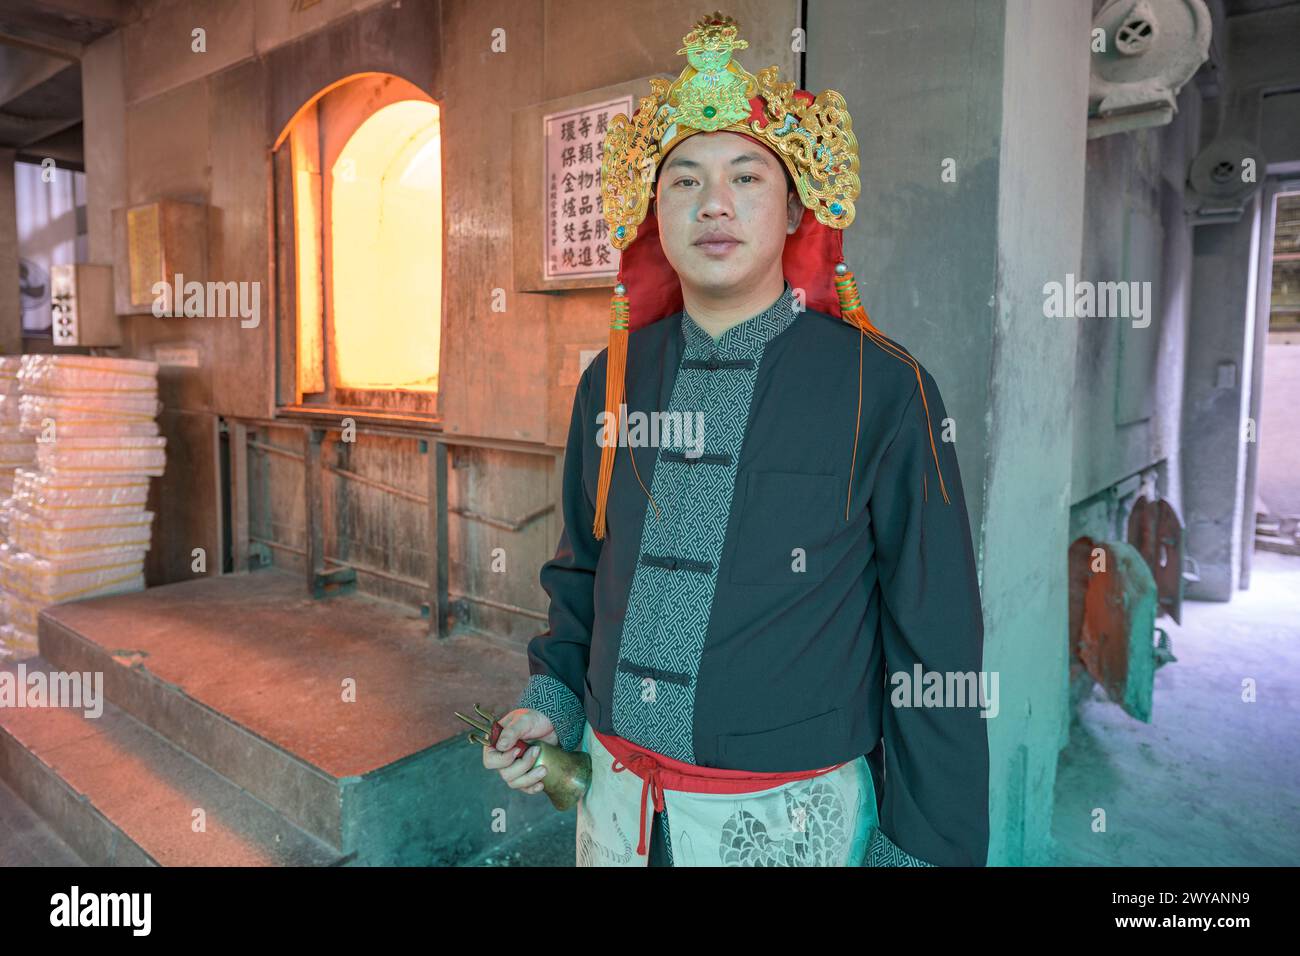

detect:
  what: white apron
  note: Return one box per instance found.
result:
[573,720,879,867]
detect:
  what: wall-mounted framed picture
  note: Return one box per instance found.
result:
[512,77,667,293]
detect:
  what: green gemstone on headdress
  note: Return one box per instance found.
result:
[702,105,716,118]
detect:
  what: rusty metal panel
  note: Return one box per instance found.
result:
[1072,539,1159,722]
[1155,499,1185,624]
[1127,496,1185,624]
[1068,536,1095,682]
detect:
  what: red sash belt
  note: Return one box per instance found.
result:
[592,727,848,856]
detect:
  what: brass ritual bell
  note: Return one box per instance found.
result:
[456,703,592,811]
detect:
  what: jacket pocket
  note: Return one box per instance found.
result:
[716,706,845,772]
[728,470,841,585]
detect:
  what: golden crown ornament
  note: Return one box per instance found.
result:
[600,11,861,251]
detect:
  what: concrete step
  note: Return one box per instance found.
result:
[0,657,344,866]
[31,569,552,864]
[37,610,348,851]
[1255,534,1300,556]
[0,776,86,866]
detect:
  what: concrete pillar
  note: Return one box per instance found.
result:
[81,30,128,269]
[1182,193,1262,600]
[808,0,1090,864]
[1239,179,1280,589]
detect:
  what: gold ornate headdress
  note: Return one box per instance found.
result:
[601,11,860,251]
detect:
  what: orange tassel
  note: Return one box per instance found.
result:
[835,265,950,513]
[592,290,628,541]
[593,287,659,541]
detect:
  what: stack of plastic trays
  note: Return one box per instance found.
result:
[0,356,163,659]
[0,356,36,651]
[0,357,36,502]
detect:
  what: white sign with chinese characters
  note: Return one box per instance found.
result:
[543,97,631,280]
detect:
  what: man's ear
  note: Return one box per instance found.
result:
[786,190,803,234]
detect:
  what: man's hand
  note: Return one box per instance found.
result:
[482,708,561,795]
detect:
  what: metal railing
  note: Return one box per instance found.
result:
[226,416,560,638]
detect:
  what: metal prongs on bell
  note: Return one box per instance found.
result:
[455,703,592,812]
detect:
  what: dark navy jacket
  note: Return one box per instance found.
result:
[518,285,989,867]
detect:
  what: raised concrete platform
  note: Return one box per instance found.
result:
[0,568,560,865]
[0,657,340,866]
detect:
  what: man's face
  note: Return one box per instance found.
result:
[653,131,801,296]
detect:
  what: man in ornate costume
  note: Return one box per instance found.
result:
[486,11,989,868]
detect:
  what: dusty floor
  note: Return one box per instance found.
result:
[1051,550,1300,866]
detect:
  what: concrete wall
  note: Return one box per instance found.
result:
[1225,4,1300,94]
[1071,83,1201,520]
